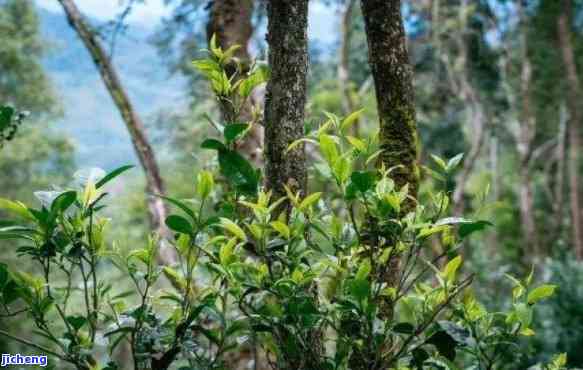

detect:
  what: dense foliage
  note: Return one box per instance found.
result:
[0,46,563,370]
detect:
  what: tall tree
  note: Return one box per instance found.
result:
[206,0,263,166]
[439,0,488,216]
[57,0,172,262]
[264,0,309,203]
[361,0,418,202]
[360,0,418,327]
[496,1,540,257]
[557,0,583,259]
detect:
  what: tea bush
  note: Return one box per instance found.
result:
[0,41,563,370]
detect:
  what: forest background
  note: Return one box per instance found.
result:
[1,0,583,368]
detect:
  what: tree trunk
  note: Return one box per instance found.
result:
[552,105,567,240]
[206,0,263,167]
[361,0,418,201]
[447,0,487,217]
[338,0,360,136]
[516,4,539,257]
[360,0,418,332]
[264,0,308,203]
[359,2,418,367]
[557,0,583,259]
[57,0,173,263]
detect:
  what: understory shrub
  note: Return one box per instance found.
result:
[0,41,563,370]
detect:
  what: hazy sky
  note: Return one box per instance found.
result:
[35,0,338,44]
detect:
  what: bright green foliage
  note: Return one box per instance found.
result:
[0,49,560,370]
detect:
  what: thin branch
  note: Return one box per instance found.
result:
[0,329,72,364]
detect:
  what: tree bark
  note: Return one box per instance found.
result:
[264,0,308,203]
[360,0,418,334]
[445,0,487,217]
[359,2,418,367]
[57,0,173,263]
[361,0,418,202]
[206,0,263,166]
[516,3,539,257]
[558,0,583,259]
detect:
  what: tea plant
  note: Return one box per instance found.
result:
[0,40,562,370]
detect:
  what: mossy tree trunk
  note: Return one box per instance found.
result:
[361,0,419,202]
[264,0,308,205]
[358,1,419,367]
[58,0,173,264]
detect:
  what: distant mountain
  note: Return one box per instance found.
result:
[37,7,187,169]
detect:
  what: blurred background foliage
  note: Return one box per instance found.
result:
[1,0,583,367]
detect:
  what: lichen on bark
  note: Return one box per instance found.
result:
[361,0,419,210]
[360,0,419,339]
[263,0,309,204]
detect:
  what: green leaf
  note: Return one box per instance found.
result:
[239,64,270,98]
[437,321,472,346]
[435,217,493,238]
[527,284,557,305]
[50,191,77,214]
[201,138,227,151]
[96,165,134,189]
[286,138,318,154]
[446,153,464,172]
[224,123,250,143]
[66,315,87,331]
[348,278,370,302]
[270,221,290,239]
[333,156,352,183]
[299,192,322,211]
[442,255,462,284]
[0,106,14,130]
[319,134,339,165]
[192,58,221,77]
[219,238,237,266]
[426,330,457,361]
[393,322,415,334]
[340,109,364,134]
[431,154,447,171]
[165,215,192,234]
[459,220,493,238]
[219,218,246,240]
[0,199,34,221]
[157,195,195,220]
[196,170,214,199]
[345,135,367,151]
[218,149,259,194]
[0,263,9,289]
[162,266,187,293]
[355,260,371,281]
[351,171,376,193]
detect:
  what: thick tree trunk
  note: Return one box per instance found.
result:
[57,0,173,263]
[359,2,418,367]
[206,0,263,166]
[361,0,418,201]
[360,0,418,335]
[264,0,308,202]
[558,0,583,259]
